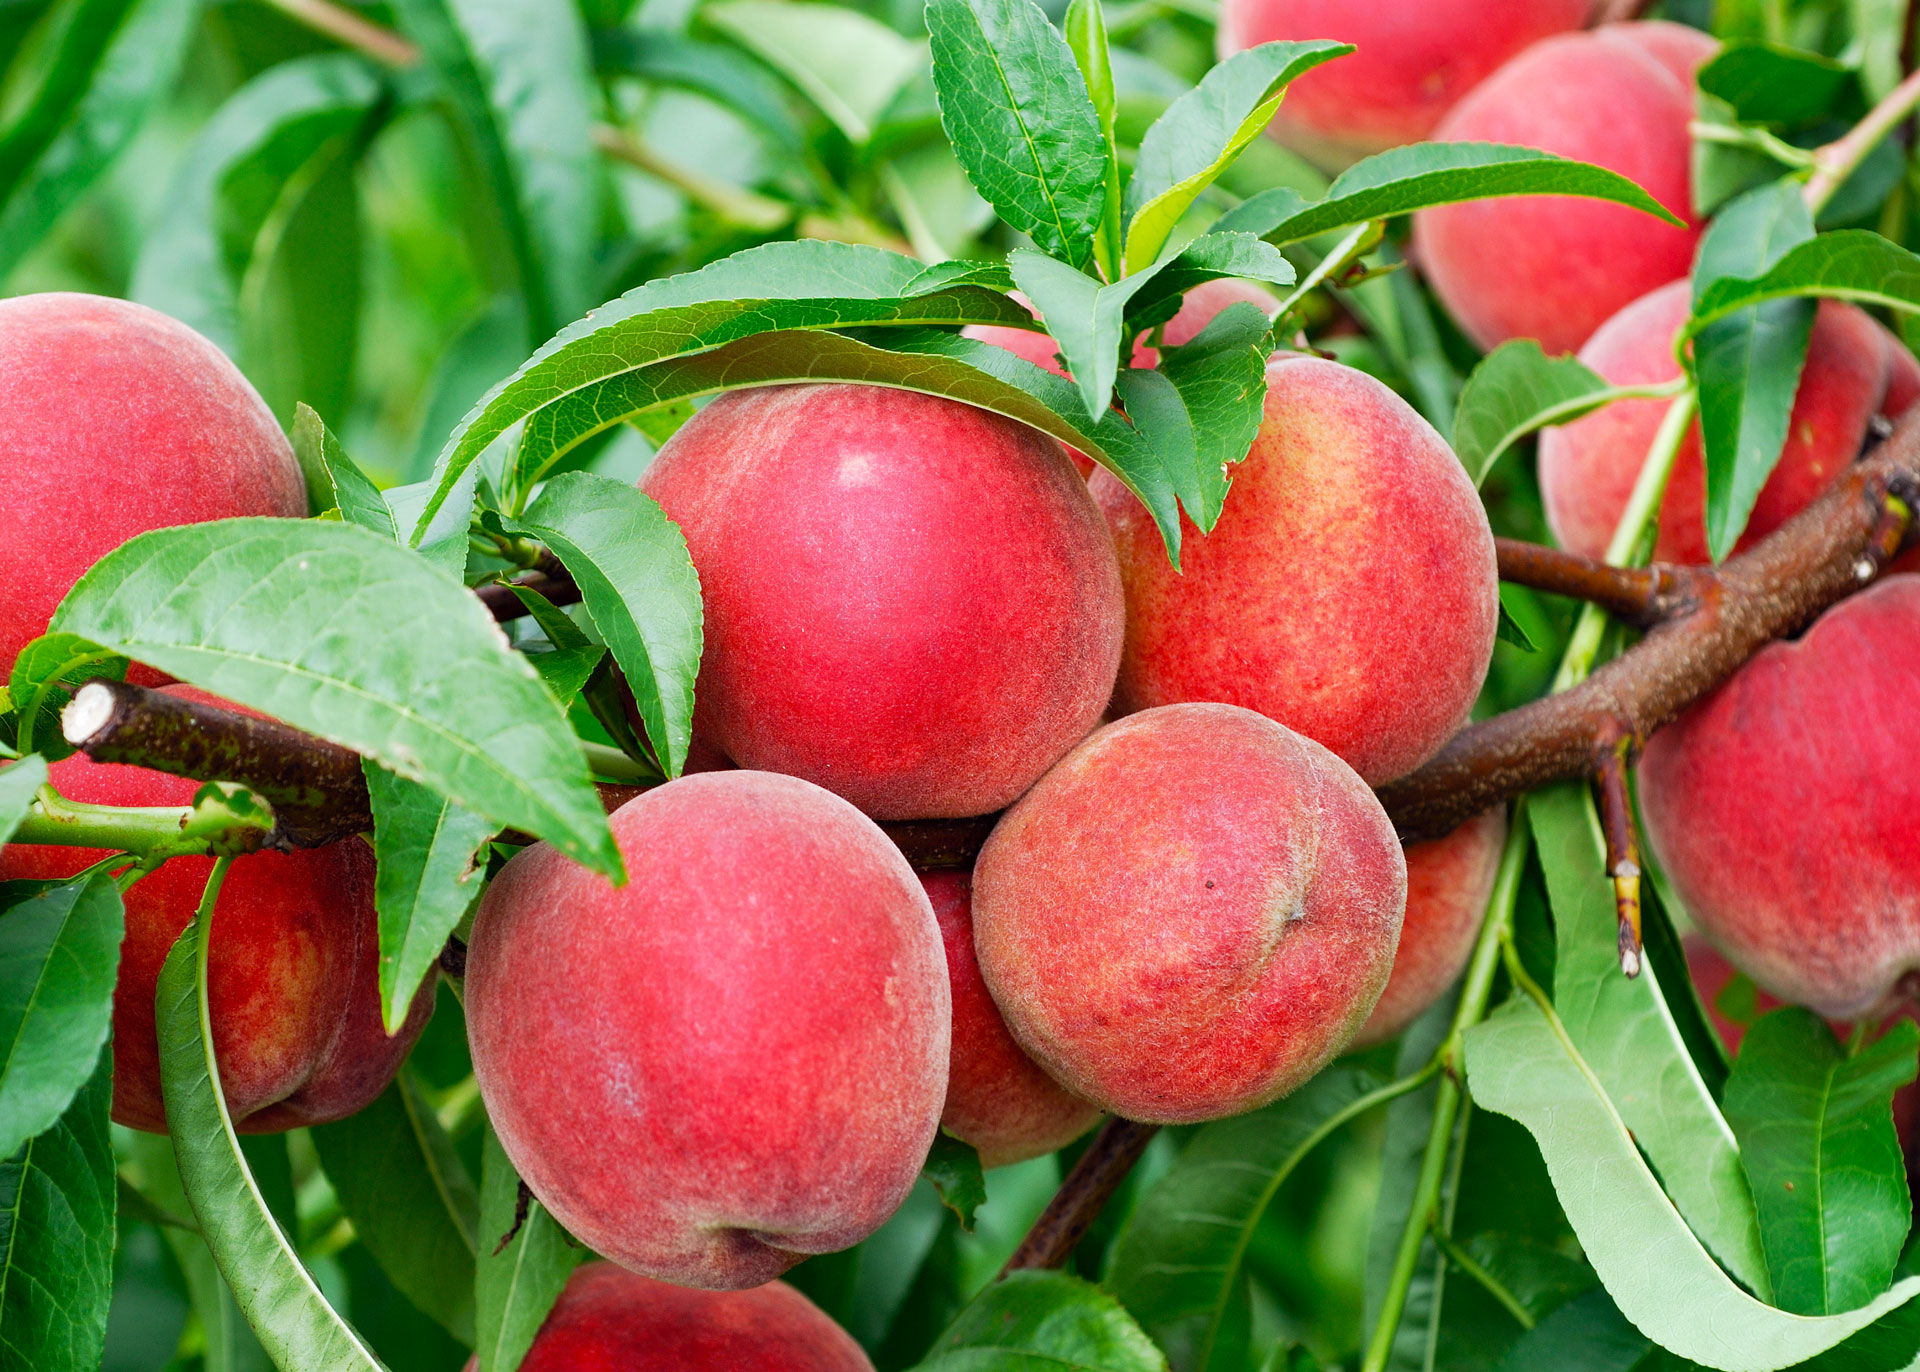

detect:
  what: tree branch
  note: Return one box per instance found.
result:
[1495,538,1706,628]
[1000,1118,1160,1273]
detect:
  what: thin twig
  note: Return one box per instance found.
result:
[264,0,420,68]
[594,125,793,232]
[1495,539,1705,628]
[1805,63,1920,212]
[1000,1119,1160,1272]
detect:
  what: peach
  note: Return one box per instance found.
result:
[0,294,306,680]
[1215,0,1593,169]
[1540,280,1914,564]
[924,871,1102,1167]
[465,770,949,1290]
[973,703,1405,1124]
[484,1264,871,1372]
[1640,575,1920,1021]
[1092,354,1497,786]
[641,384,1122,820]
[1354,809,1507,1046]
[1411,23,1716,354]
[0,687,430,1132]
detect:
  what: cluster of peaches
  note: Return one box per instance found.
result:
[5,2,1920,1363]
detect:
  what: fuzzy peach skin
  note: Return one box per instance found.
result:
[469,1264,873,1372]
[962,281,1281,476]
[1411,23,1715,354]
[1540,281,1916,564]
[973,704,1405,1124]
[1092,354,1497,786]
[465,771,950,1290]
[0,687,430,1132]
[0,294,305,680]
[1215,0,1592,169]
[924,871,1102,1167]
[641,385,1122,820]
[1640,576,1920,1021]
[1354,809,1507,1046]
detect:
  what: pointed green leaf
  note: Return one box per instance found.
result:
[923,1133,987,1231]
[503,473,703,779]
[7,634,128,765]
[917,1270,1167,1372]
[311,1071,481,1344]
[1213,142,1684,249]
[1690,181,1818,562]
[1122,40,1349,272]
[1465,995,1920,1372]
[157,911,389,1371]
[0,872,121,1162]
[704,0,921,144]
[475,1128,579,1372]
[1496,592,1540,652]
[1064,0,1121,277]
[0,1044,113,1372]
[1529,784,1771,1298]
[590,29,803,152]
[1009,248,1165,422]
[294,404,399,539]
[1723,1010,1918,1315]
[1691,230,1920,327]
[1453,341,1615,487]
[50,519,620,877]
[926,0,1109,268]
[363,763,494,1034]
[1697,43,1856,127]
[0,757,47,846]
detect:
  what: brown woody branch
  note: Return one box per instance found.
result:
[1495,538,1706,629]
[1001,1119,1161,1273]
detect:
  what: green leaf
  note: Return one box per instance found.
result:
[362,763,494,1034]
[924,1133,987,1231]
[128,53,383,359]
[525,644,605,706]
[1723,1010,1918,1315]
[916,1269,1168,1372]
[1452,341,1614,488]
[1009,249,1161,422]
[156,910,389,1371]
[703,0,921,144]
[413,239,1030,537]
[1690,181,1818,562]
[1118,230,1295,338]
[1529,784,1771,1299]
[1495,590,1539,652]
[926,0,1109,268]
[0,1043,113,1372]
[1697,43,1856,127]
[590,29,802,152]
[1214,142,1684,249]
[1464,994,1920,1372]
[475,1127,580,1372]
[310,1071,480,1344]
[1363,1004,1455,1372]
[1108,1067,1391,1372]
[0,756,46,846]
[391,0,598,340]
[293,404,399,539]
[6,635,128,763]
[501,473,703,778]
[0,0,196,278]
[1495,1288,1653,1372]
[1122,40,1349,273]
[0,872,121,1162]
[1063,0,1121,277]
[1691,230,1920,328]
[50,519,621,878]
[387,466,481,580]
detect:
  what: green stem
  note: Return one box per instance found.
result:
[12,783,274,860]
[1431,1227,1535,1331]
[593,124,793,233]
[1804,62,1920,214]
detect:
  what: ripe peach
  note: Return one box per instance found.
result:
[0,294,305,680]
[641,385,1122,820]
[484,1264,872,1372]
[1540,281,1913,563]
[1411,23,1716,354]
[1354,809,1506,1046]
[924,871,1102,1167]
[973,703,1405,1124]
[0,688,430,1132]
[1215,0,1592,168]
[465,771,949,1290]
[1091,354,1497,786]
[1640,575,1920,1021]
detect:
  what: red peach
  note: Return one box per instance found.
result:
[1354,809,1507,1046]
[641,385,1122,820]
[924,871,1102,1167]
[0,294,306,680]
[465,771,949,1290]
[0,688,429,1132]
[1411,23,1716,354]
[479,1264,872,1372]
[973,703,1405,1124]
[1540,280,1910,563]
[1215,0,1593,168]
[1092,354,1497,786]
[1640,576,1920,1020]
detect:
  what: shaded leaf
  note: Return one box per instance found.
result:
[704,0,920,144]
[6,635,129,764]
[294,404,398,539]
[1495,1288,1653,1372]
[1453,341,1613,488]
[0,873,122,1162]
[475,1128,579,1372]
[1496,592,1539,653]
[0,756,47,846]
[924,1133,987,1232]
[50,519,620,877]
[916,1269,1167,1371]
[591,28,801,151]
[1723,1010,1918,1315]
[1697,43,1855,127]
